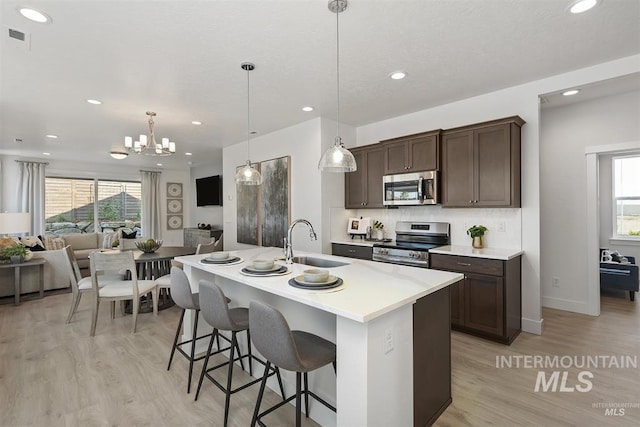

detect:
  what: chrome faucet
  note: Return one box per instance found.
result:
[284,219,317,264]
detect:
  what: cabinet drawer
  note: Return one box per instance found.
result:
[430,254,503,276]
[332,243,373,260]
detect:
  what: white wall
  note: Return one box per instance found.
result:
[223,119,326,253]
[190,154,224,230]
[353,54,640,334]
[0,155,190,245]
[541,90,640,312]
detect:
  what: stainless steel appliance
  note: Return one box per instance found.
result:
[372,221,450,268]
[383,171,438,206]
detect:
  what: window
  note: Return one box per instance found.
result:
[613,155,640,239]
[45,177,141,235]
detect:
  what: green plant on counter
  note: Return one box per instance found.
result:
[2,243,28,257]
[373,220,384,230]
[466,225,488,238]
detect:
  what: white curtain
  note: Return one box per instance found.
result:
[17,161,46,235]
[141,170,162,238]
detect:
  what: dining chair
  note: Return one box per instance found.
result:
[63,245,122,324]
[156,239,218,292]
[89,250,158,336]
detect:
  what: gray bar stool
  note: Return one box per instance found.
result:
[249,301,336,427]
[167,267,230,393]
[195,281,285,427]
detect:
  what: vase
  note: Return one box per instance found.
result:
[472,236,484,249]
[10,255,24,264]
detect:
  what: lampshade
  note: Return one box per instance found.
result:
[318,137,357,172]
[0,212,31,235]
[235,160,262,185]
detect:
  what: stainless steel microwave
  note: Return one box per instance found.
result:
[383,171,438,206]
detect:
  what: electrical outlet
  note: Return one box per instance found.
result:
[384,328,394,354]
[498,221,506,232]
[552,277,560,288]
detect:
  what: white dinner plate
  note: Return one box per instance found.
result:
[244,263,283,273]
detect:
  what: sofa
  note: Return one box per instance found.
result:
[0,232,117,298]
[600,255,638,301]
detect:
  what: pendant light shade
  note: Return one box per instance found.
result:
[319,0,357,173]
[236,62,262,185]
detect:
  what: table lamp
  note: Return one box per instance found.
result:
[0,212,32,237]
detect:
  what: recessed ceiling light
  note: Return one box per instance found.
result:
[110,151,128,160]
[42,152,51,156]
[569,0,598,14]
[46,134,58,139]
[185,152,193,156]
[156,163,163,167]
[87,99,102,105]
[562,89,580,96]
[302,106,314,112]
[390,71,407,80]
[191,121,202,125]
[18,7,52,23]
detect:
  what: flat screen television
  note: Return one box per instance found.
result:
[196,175,223,206]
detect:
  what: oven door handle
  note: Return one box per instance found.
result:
[418,176,423,202]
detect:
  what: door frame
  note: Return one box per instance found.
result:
[585,140,640,316]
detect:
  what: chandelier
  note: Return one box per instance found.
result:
[124,111,176,156]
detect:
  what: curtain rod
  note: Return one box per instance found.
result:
[15,160,49,165]
[139,169,162,173]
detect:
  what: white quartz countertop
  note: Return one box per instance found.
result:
[177,247,462,323]
[430,245,523,260]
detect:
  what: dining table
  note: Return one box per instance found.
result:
[116,246,196,312]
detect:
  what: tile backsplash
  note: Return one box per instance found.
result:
[330,205,522,249]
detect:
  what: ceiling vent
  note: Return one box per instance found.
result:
[3,26,31,51]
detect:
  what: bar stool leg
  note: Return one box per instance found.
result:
[247,328,254,376]
[295,372,302,427]
[275,367,286,399]
[224,332,237,427]
[167,309,185,370]
[251,361,271,427]
[187,309,200,393]
[303,372,309,418]
[195,328,218,401]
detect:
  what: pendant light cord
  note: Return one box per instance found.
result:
[335,6,341,143]
[247,66,251,161]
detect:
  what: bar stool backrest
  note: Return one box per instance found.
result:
[199,280,235,330]
[249,301,303,372]
[169,266,197,310]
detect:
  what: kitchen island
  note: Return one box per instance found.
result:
[176,247,463,427]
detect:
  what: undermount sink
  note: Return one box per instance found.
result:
[292,256,349,268]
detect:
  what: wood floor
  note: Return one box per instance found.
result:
[0,290,638,426]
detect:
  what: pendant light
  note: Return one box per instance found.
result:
[318,0,357,173]
[235,62,262,185]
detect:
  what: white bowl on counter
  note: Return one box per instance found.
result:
[303,268,329,283]
[252,259,275,270]
[208,251,229,260]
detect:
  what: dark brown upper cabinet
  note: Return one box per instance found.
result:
[345,144,385,209]
[441,116,524,208]
[381,131,440,175]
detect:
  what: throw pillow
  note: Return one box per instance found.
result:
[102,232,118,249]
[19,235,46,251]
[121,229,137,239]
[43,235,66,251]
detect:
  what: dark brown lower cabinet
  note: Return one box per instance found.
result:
[413,286,453,426]
[331,243,373,260]
[430,253,521,344]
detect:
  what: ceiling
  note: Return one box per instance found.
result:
[1,0,639,169]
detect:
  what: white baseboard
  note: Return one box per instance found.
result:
[522,317,543,335]
[541,296,595,316]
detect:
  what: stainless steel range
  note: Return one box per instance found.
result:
[372,221,450,268]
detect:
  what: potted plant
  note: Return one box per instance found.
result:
[467,225,488,249]
[3,243,28,263]
[373,220,384,240]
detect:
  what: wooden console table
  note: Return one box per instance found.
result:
[0,258,46,305]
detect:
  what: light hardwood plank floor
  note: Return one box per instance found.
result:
[0,290,638,426]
